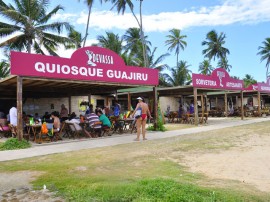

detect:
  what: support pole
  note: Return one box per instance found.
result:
[241,91,244,120]
[68,96,71,115]
[205,95,208,113]
[153,87,158,130]
[193,88,198,126]
[201,94,204,124]
[17,76,23,140]
[215,97,218,110]
[224,92,228,117]
[128,92,131,111]
[258,91,261,116]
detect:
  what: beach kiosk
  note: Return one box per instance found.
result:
[192,68,244,125]
[7,46,159,140]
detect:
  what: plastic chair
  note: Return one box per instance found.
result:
[0,123,11,138]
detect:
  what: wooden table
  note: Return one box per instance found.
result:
[26,124,42,143]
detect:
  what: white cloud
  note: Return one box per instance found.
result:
[56,38,99,58]
[68,0,270,32]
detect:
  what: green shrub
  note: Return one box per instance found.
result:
[147,119,167,132]
[0,138,31,151]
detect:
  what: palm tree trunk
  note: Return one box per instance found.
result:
[130,0,148,67]
[266,67,269,81]
[139,0,148,67]
[27,39,31,53]
[83,5,92,47]
[176,53,179,67]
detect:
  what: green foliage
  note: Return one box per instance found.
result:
[0,0,73,54]
[0,138,31,151]
[147,119,167,132]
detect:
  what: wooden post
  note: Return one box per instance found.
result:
[205,95,208,113]
[68,96,71,115]
[105,97,109,107]
[128,92,131,111]
[224,92,228,117]
[201,94,204,124]
[215,97,218,110]
[153,87,158,130]
[17,76,23,141]
[241,91,244,120]
[193,88,198,126]
[258,91,261,117]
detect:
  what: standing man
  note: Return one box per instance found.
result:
[131,97,152,141]
[113,100,121,118]
[9,103,17,126]
[60,104,69,122]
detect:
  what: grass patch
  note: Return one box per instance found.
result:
[0,138,31,150]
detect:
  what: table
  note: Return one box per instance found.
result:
[26,124,42,143]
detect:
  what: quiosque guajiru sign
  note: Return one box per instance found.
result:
[10,47,159,86]
[34,62,148,81]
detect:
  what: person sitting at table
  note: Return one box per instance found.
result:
[42,111,51,122]
[189,101,194,114]
[96,110,111,130]
[84,109,102,137]
[66,112,82,131]
[51,111,61,133]
[34,113,41,122]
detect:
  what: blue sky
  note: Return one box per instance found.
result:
[1,0,270,82]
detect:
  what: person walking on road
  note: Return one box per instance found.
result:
[131,97,152,141]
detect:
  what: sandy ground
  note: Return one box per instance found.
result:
[182,133,270,193]
[0,171,65,201]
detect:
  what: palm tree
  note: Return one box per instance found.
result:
[202,30,230,61]
[106,0,149,67]
[158,73,171,87]
[121,51,140,66]
[148,47,169,71]
[122,27,151,65]
[67,28,82,49]
[165,61,191,86]
[123,28,151,54]
[95,32,123,54]
[165,28,187,66]
[0,60,9,79]
[257,38,270,80]
[198,60,213,75]
[243,74,257,88]
[217,57,232,72]
[77,0,104,47]
[0,0,73,55]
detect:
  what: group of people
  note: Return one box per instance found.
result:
[81,97,152,141]
[4,98,152,141]
[177,101,194,118]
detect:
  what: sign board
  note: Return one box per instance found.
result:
[258,78,270,93]
[246,78,270,93]
[10,46,159,86]
[192,68,244,91]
